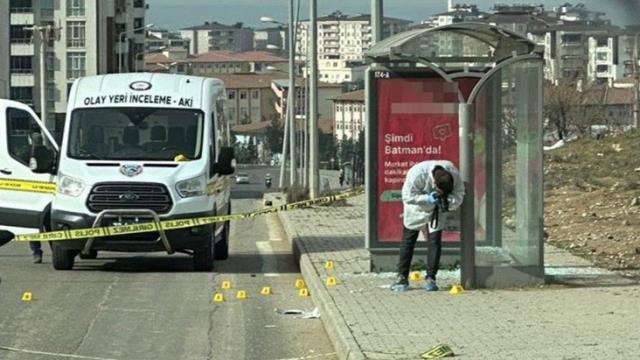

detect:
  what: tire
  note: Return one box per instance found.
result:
[79,250,98,259]
[193,226,215,271]
[52,243,76,270]
[214,220,230,260]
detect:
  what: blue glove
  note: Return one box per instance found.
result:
[426,191,440,205]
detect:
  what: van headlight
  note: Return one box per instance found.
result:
[176,175,206,198]
[57,175,85,197]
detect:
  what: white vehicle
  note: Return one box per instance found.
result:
[0,73,235,271]
[0,100,58,235]
[235,173,250,184]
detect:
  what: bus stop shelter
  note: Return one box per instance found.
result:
[364,23,545,288]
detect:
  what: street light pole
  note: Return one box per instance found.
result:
[371,0,383,44]
[288,0,297,186]
[309,0,319,198]
[633,34,639,128]
[26,24,61,131]
[118,24,153,73]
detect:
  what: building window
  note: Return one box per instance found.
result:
[134,18,145,33]
[67,0,85,16]
[240,107,249,124]
[596,52,608,61]
[10,87,33,104]
[67,53,86,79]
[337,104,342,111]
[228,90,236,100]
[134,0,145,8]
[67,21,86,48]
[9,25,32,44]
[240,91,247,99]
[10,56,32,73]
[251,106,260,117]
[251,90,259,99]
[596,64,609,73]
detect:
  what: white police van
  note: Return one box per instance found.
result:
[0,73,235,271]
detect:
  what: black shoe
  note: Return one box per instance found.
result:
[33,253,43,264]
[390,275,409,292]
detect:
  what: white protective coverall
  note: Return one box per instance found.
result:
[401,160,465,232]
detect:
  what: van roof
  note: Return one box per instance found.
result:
[68,73,225,110]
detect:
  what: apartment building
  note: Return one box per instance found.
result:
[295,12,411,84]
[146,29,190,53]
[214,73,281,130]
[144,50,288,75]
[271,79,342,124]
[421,4,489,27]
[545,23,618,84]
[254,27,286,53]
[180,21,254,54]
[4,0,145,130]
[0,2,9,99]
[331,90,365,141]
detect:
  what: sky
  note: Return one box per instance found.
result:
[147,0,640,31]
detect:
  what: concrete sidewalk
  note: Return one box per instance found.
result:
[268,193,640,360]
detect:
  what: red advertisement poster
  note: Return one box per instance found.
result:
[376,77,461,243]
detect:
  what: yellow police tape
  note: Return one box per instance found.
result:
[12,187,364,242]
[0,178,57,194]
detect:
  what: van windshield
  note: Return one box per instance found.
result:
[68,107,204,161]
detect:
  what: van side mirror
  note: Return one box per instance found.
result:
[212,146,235,176]
[30,145,57,174]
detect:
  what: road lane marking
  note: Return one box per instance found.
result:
[266,214,283,242]
[0,345,120,360]
[257,233,281,276]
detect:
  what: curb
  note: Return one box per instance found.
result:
[272,199,366,360]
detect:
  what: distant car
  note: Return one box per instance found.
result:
[235,173,250,184]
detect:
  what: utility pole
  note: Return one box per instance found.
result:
[26,24,61,131]
[633,33,639,128]
[309,0,319,198]
[279,110,289,188]
[288,0,297,186]
[371,0,383,44]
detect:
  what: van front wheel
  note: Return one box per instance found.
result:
[52,243,76,270]
[214,220,229,260]
[193,227,214,271]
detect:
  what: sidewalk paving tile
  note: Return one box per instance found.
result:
[272,193,640,360]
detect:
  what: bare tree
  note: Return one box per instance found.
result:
[544,82,606,139]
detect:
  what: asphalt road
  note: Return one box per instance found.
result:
[0,166,337,360]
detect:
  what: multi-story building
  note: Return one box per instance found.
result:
[331,90,365,141]
[421,4,489,27]
[215,73,281,130]
[144,50,288,75]
[271,78,342,125]
[295,12,411,83]
[146,29,190,53]
[253,27,286,53]
[180,21,254,54]
[4,0,146,130]
[545,23,618,84]
[0,2,9,99]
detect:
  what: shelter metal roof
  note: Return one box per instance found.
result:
[365,22,542,71]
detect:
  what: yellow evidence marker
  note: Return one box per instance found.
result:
[21,292,33,302]
[295,279,306,289]
[221,281,232,290]
[449,284,465,295]
[213,293,225,303]
[324,260,335,269]
[326,277,338,286]
[298,288,310,297]
[410,271,422,281]
[260,287,272,295]
[236,290,247,300]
